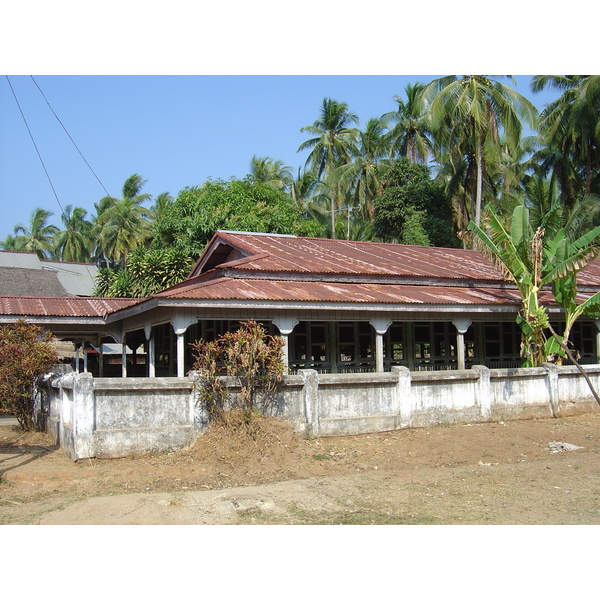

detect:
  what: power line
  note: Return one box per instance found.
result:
[5,75,65,216]
[30,76,111,198]
[6,76,100,288]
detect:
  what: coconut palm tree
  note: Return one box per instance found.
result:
[383,82,432,163]
[249,156,293,191]
[421,76,538,227]
[289,167,318,212]
[13,208,59,259]
[150,192,174,223]
[532,75,600,206]
[334,117,391,221]
[298,98,360,238]
[54,205,93,263]
[0,234,25,251]
[93,174,153,267]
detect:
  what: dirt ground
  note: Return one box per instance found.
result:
[1,408,599,525]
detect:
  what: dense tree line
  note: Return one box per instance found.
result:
[1,75,598,298]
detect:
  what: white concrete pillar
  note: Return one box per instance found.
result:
[74,344,80,374]
[472,365,492,419]
[72,373,96,460]
[370,317,392,373]
[453,318,472,370]
[83,346,88,373]
[272,316,299,375]
[122,334,128,378]
[176,332,185,378]
[98,343,104,377]
[171,316,198,378]
[300,369,320,438]
[375,333,384,373]
[145,325,155,377]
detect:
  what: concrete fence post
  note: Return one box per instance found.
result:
[300,369,320,438]
[188,371,209,431]
[472,365,492,419]
[72,372,96,460]
[391,366,412,427]
[542,362,560,418]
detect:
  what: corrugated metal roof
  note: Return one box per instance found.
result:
[156,276,558,307]
[0,296,139,317]
[196,232,507,281]
[0,251,43,269]
[40,260,98,296]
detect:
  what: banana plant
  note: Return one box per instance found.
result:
[467,205,549,366]
[468,204,600,407]
[541,222,600,362]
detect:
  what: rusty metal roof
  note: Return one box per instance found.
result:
[5,232,600,320]
[155,275,561,307]
[194,231,507,282]
[0,296,139,318]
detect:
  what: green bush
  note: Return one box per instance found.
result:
[191,321,284,425]
[0,320,58,431]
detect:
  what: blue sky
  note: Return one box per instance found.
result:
[0,75,563,241]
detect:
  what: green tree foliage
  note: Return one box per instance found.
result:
[383,82,432,164]
[93,174,153,267]
[0,320,58,431]
[190,321,285,428]
[466,206,551,366]
[153,178,322,258]
[467,203,600,367]
[334,117,391,221]
[532,75,600,206]
[248,156,293,191]
[93,247,194,298]
[422,75,538,227]
[373,158,458,247]
[298,98,360,238]
[12,208,59,259]
[53,205,94,263]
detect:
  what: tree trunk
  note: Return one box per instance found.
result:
[330,187,336,239]
[475,135,483,227]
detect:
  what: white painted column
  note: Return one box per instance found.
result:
[171,316,198,378]
[145,325,155,377]
[74,344,80,374]
[98,343,104,377]
[370,317,393,373]
[176,332,185,377]
[83,345,88,373]
[272,316,299,375]
[453,318,472,370]
[122,334,128,378]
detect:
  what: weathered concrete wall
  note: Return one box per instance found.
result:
[38,363,600,460]
[44,375,205,460]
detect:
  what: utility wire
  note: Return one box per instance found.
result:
[5,75,65,216]
[30,75,111,198]
[6,76,101,289]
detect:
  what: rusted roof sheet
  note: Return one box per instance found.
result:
[156,276,559,307]
[0,296,139,317]
[197,232,507,281]
[577,259,600,286]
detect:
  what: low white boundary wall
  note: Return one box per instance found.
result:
[37,364,600,461]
